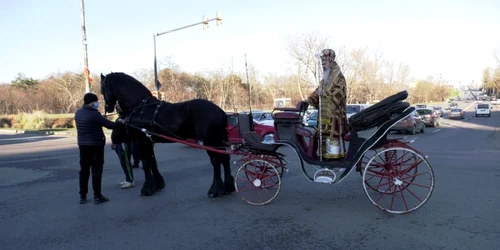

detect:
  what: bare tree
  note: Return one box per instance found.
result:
[285,33,329,86]
[494,46,500,66]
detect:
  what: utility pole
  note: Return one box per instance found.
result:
[153,12,222,100]
[80,0,91,93]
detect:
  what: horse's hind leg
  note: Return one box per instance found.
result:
[220,153,235,195]
[207,150,225,198]
[150,150,165,191]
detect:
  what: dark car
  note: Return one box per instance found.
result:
[416,108,440,127]
[389,110,426,135]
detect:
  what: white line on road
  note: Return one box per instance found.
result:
[464,102,476,111]
[432,129,441,133]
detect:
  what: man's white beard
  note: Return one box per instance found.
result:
[323,67,331,89]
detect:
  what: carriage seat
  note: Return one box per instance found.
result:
[344,133,351,142]
[297,126,317,138]
[273,101,309,120]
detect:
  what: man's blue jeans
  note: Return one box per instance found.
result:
[114,143,134,183]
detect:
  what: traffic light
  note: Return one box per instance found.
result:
[203,16,209,30]
[216,12,222,26]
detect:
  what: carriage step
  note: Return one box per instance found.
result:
[313,169,337,184]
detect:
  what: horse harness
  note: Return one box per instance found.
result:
[120,97,185,143]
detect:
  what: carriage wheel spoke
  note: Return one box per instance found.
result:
[398,185,410,211]
[400,171,430,180]
[400,185,423,202]
[401,180,431,189]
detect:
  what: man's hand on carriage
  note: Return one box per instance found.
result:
[111,143,116,150]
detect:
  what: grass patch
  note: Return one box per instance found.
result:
[0,112,117,130]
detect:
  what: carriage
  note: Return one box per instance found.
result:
[101,72,434,215]
[229,90,435,214]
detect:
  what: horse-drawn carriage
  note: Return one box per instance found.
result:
[100,72,434,215]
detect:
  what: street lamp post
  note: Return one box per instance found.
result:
[153,12,222,100]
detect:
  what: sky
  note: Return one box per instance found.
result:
[1,0,499,86]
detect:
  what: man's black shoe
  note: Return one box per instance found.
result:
[80,197,87,204]
[94,196,110,204]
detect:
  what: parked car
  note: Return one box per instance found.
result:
[416,108,440,127]
[475,103,491,117]
[303,110,318,128]
[346,104,371,119]
[449,108,465,120]
[432,106,444,117]
[389,110,426,135]
[252,112,274,126]
[226,112,277,144]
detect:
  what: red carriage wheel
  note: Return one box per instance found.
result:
[362,147,435,214]
[360,144,418,194]
[235,159,282,206]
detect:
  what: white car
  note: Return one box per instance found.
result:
[475,103,491,117]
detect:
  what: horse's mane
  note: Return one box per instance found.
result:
[105,72,152,97]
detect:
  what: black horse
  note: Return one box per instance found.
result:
[100,72,235,197]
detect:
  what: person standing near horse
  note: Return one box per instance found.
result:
[111,103,135,189]
[307,49,349,160]
[75,93,124,204]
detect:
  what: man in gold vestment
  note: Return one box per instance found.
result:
[307,49,349,160]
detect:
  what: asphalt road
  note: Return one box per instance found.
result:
[1,101,499,250]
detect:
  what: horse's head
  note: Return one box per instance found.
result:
[100,73,117,113]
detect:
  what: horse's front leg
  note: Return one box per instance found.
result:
[136,140,156,196]
[207,151,225,198]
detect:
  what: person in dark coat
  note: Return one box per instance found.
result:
[111,103,135,189]
[74,93,123,204]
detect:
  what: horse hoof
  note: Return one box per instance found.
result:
[208,192,222,198]
[140,190,153,196]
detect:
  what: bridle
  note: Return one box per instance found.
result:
[101,75,185,142]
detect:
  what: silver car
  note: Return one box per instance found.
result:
[449,108,465,120]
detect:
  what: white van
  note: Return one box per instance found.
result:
[346,104,371,119]
[475,103,491,117]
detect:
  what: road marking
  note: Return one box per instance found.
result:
[464,102,476,111]
[433,129,441,133]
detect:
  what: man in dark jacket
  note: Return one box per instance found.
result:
[75,93,123,204]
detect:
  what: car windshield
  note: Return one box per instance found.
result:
[346,105,361,114]
[433,106,441,110]
[416,109,432,115]
[477,104,489,109]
